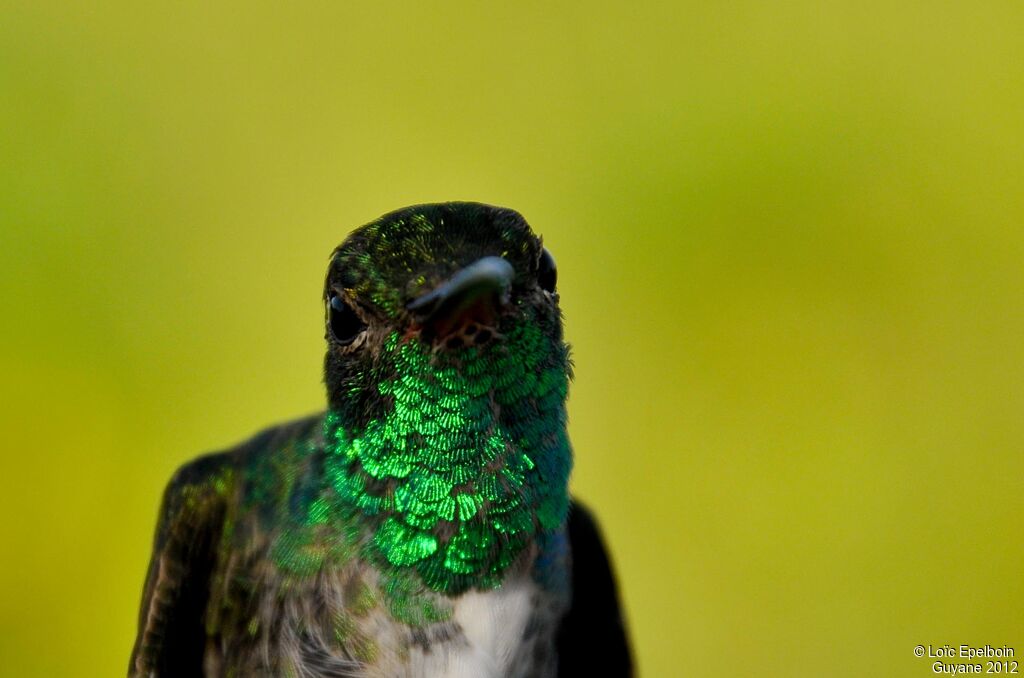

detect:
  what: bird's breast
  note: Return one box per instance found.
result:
[431,573,545,678]
[206,543,567,678]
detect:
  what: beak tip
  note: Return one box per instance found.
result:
[406,256,514,326]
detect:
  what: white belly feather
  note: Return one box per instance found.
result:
[438,574,537,678]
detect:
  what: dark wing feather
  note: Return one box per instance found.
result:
[557,500,634,677]
[128,451,234,677]
[128,415,321,676]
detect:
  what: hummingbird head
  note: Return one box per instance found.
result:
[320,202,572,592]
[323,202,563,424]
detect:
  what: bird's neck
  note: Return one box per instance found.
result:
[323,326,572,594]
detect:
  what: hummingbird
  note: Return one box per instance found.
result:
[129,202,632,677]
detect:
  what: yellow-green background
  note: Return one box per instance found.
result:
[2,3,1021,676]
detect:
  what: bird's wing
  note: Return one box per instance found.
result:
[556,500,634,677]
[128,451,235,677]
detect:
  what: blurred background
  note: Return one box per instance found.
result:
[2,2,1022,676]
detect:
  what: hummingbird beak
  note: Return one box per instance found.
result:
[406,256,514,337]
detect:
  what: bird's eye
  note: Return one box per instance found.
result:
[538,248,557,293]
[328,294,367,345]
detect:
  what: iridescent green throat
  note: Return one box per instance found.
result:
[324,322,572,594]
